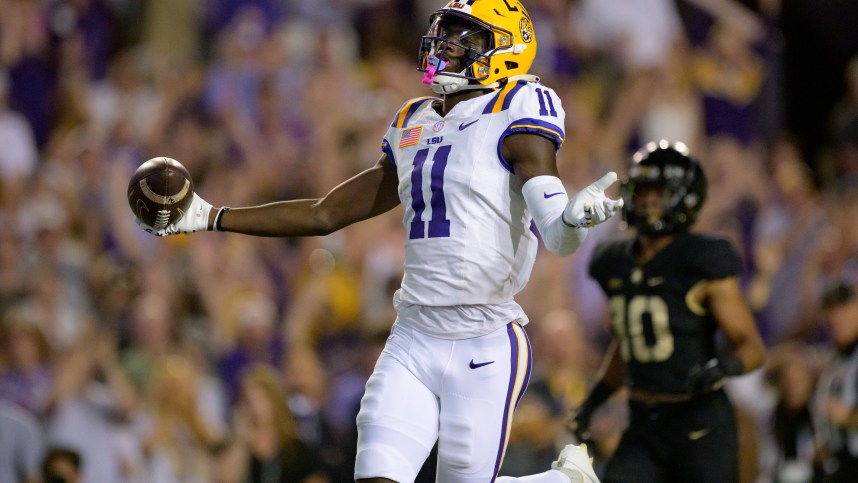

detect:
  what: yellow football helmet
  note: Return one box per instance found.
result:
[419,0,537,94]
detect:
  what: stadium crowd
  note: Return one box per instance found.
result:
[0,0,857,482]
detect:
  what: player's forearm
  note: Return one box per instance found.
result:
[215,200,342,237]
[521,175,588,255]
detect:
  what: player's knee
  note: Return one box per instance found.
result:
[355,445,416,483]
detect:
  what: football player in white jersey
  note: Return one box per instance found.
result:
[141,1,619,481]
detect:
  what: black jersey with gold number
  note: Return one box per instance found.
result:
[589,233,743,394]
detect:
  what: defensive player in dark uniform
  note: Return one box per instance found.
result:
[568,141,767,483]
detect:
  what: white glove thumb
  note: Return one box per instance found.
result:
[562,171,622,228]
[139,193,213,236]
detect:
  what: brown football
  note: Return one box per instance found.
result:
[127,157,194,230]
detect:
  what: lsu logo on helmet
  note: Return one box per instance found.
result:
[519,17,534,43]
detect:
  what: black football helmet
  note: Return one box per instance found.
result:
[621,140,707,235]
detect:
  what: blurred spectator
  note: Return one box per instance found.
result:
[119,292,177,393]
[17,187,93,351]
[328,327,390,481]
[218,363,325,483]
[638,46,704,153]
[0,0,57,147]
[204,0,283,43]
[0,68,38,208]
[0,399,44,483]
[48,0,119,82]
[86,47,160,144]
[0,305,54,418]
[0,229,27,316]
[46,330,138,483]
[283,347,333,461]
[690,21,764,145]
[142,0,201,78]
[42,446,83,483]
[762,343,818,483]
[828,56,858,184]
[570,0,684,166]
[749,139,828,344]
[215,288,284,404]
[136,353,225,483]
[812,281,858,483]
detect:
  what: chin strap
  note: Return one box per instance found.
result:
[430,74,541,95]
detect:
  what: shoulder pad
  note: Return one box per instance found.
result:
[391,97,437,128]
[494,82,566,149]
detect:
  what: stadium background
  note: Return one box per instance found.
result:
[1,0,857,482]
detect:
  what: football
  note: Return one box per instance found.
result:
[127,157,194,230]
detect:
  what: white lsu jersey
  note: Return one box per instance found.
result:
[381,80,566,320]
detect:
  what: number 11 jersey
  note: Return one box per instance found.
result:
[381,80,566,322]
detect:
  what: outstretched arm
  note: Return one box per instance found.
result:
[503,133,623,256]
[155,154,401,237]
[218,154,401,237]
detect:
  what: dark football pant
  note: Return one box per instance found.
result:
[604,390,739,483]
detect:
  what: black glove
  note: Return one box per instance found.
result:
[687,355,743,396]
[567,381,614,444]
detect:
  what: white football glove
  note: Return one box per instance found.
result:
[137,192,213,236]
[562,172,624,228]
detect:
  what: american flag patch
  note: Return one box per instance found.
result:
[399,126,423,148]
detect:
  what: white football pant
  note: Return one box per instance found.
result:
[355,322,532,482]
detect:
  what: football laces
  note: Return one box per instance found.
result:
[153,210,171,231]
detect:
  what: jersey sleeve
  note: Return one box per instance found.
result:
[500,81,567,150]
[690,236,743,279]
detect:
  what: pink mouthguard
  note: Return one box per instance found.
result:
[422,55,448,85]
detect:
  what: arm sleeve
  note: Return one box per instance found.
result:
[521,175,587,256]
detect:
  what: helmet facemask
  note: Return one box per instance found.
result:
[621,142,707,235]
[419,13,495,94]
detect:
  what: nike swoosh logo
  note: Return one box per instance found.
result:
[459,120,479,130]
[688,428,709,440]
[469,359,495,369]
[543,192,565,199]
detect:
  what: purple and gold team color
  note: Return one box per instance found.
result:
[358,69,565,481]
